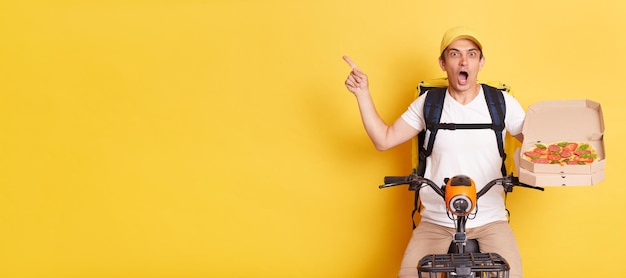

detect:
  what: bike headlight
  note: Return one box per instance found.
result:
[445,175,477,217]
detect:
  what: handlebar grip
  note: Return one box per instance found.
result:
[384,176,410,184]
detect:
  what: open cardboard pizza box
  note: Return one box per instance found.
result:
[518,99,606,186]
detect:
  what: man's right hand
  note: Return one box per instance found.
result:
[343,56,369,96]
[341,55,418,151]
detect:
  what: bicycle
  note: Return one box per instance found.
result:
[380,174,544,278]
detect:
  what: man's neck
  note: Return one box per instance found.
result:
[448,84,480,105]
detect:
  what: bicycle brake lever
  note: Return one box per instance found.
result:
[379,182,407,189]
[516,183,545,191]
[503,175,545,192]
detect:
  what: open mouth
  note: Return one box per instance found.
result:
[459,71,469,83]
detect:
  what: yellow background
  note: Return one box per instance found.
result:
[1,0,625,277]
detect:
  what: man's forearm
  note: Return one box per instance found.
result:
[355,93,392,151]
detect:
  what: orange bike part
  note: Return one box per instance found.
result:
[445,175,477,217]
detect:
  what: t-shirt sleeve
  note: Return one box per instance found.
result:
[503,91,525,136]
[400,92,427,132]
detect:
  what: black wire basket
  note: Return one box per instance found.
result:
[417,253,510,278]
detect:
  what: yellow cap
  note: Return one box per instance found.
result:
[440,26,483,55]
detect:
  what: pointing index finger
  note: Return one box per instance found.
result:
[342,55,359,70]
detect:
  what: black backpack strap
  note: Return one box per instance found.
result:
[482,84,511,219]
[412,88,446,229]
[410,174,420,229]
[481,84,507,176]
[417,88,446,175]
[430,123,495,130]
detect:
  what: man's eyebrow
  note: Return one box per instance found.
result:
[448,47,480,52]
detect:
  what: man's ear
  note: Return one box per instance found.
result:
[439,57,446,71]
[479,56,485,70]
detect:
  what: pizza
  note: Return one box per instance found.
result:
[523,142,598,165]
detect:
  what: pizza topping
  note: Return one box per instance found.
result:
[562,142,578,152]
[524,141,598,165]
[533,146,549,155]
[524,151,541,159]
[548,144,561,152]
[547,154,562,161]
[531,157,550,164]
[560,150,572,158]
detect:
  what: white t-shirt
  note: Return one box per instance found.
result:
[400,87,525,228]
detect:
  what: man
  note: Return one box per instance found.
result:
[343,26,526,278]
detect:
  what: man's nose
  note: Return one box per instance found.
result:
[459,55,468,65]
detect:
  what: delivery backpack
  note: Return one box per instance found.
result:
[409,78,518,229]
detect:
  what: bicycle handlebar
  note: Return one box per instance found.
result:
[380,174,543,200]
[380,174,445,197]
